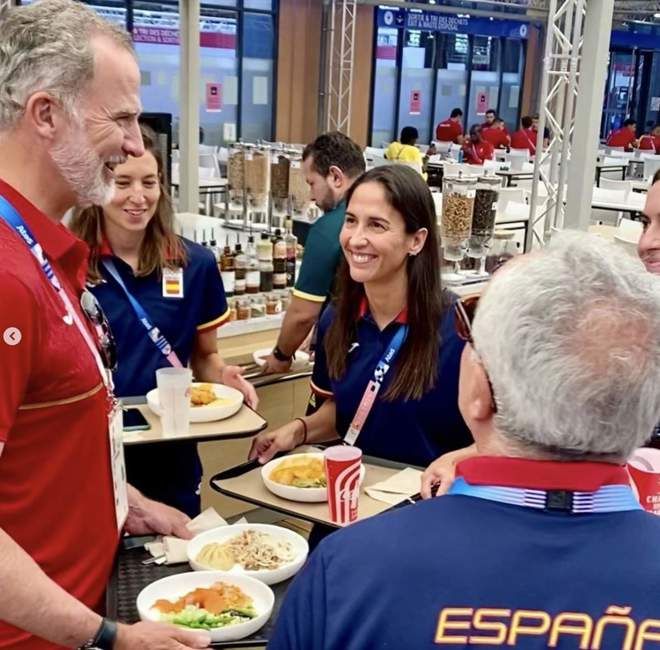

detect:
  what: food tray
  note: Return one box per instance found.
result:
[211,452,421,528]
[106,538,291,648]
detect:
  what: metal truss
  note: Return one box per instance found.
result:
[526,0,585,249]
[325,0,357,134]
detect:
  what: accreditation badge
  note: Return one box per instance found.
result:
[162,267,184,298]
[109,404,129,532]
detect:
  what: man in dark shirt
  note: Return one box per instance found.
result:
[270,232,660,650]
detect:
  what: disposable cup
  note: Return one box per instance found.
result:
[324,446,362,525]
[156,368,192,437]
[628,447,660,516]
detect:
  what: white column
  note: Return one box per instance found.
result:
[564,0,614,230]
[179,0,200,213]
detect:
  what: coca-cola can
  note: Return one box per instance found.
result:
[324,446,363,525]
[628,447,660,516]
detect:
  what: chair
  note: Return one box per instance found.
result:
[613,218,643,256]
[599,178,633,195]
[497,187,528,212]
[643,156,660,182]
[199,144,218,156]
[434,141,452,155]
[510,147,532,158]
[199,152,221,178]
[591,187,627,226]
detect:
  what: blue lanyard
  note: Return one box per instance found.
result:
[344,324,408,446]
[448,477,641,514]
[372,325,408,386]
[102,259,183,368]
[0,194,112,389]
[0,195,64,292]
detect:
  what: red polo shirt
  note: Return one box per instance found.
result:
[639,134,660,154]
[0,179,118,649]
[435,118,463,143]
[606,127,637,151]
[510,128,537,154]
[462,141,495,165]
[481,126,510,150]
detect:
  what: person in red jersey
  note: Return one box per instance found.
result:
[639,124,660,154]
[510,116,538,154]
[606,118,639,151]
[0,2,211,649]
[435,107,464,144]
[481,117,511,150]
[462,125,495,164]
[481,108,497,129]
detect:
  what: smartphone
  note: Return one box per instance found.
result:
[122,408,151,431]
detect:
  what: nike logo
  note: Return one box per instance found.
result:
[348,343,360,354]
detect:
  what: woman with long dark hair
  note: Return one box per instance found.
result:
[71,125,257,517]
[250,165,471,468]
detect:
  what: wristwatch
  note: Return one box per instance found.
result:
[79,618,117,650]
[272,345,293,363]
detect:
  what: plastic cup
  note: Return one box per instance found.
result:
[628,447,660,516]
[324,446,362,526]
[156,368,192,437]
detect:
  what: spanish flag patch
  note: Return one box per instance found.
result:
[162,268,184,298]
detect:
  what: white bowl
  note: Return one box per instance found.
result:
[136,571,274,643]
[261,452,365,503]
[146,383,243,423]
[187,523,308,585]
[253,348,310,371]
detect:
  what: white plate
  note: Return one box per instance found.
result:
[146,383,243,423]
[187,523,308,585]
[261,452,365,503]
[253,348,310,371]
[136,571,274,643]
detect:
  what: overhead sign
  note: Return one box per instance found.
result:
[376,7,531,39]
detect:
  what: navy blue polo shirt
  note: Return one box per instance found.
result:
[311,292,472,467]
[91,237,229,397]
[270,457,660,650]
[90,237,228,517]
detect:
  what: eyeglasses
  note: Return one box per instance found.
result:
[454,296,497,413]
[80,290,117,371]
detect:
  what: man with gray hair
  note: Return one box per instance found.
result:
[0,1,209,648]
[269,232,660,650]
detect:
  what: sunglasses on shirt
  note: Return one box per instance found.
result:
[80,290,117,372]
[454,296,498,413]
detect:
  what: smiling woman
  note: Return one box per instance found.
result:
[250,165,472,476]
[70,125,258,516]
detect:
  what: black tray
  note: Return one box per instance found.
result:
[106,538,292,648]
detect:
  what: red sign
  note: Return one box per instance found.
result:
[206,82,223,112]
[409,90,422,116]
[476,91,488,115]
[132,26,236,50]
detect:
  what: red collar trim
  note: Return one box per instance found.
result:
[358,296,408,325]
[456,456,629,491]
[0,178,82,262]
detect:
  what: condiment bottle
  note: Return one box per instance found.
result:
[272,228,287,290]
[234,237,247,296]
[246,235,260,294]
[284,219,297,288]
[220,235,235,297]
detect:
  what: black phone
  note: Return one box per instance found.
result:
[122,408,151,431]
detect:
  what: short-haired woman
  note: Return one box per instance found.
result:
[249,165,471,469]
[71,125,257,517]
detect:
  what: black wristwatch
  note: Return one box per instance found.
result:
[272,345,293,362]
[79,618,117,650]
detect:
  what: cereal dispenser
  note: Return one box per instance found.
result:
[467,172,500,277]
[440,172,476,283]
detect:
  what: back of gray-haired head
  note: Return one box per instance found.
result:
[0,0,134,131]
[473,231,660,461]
